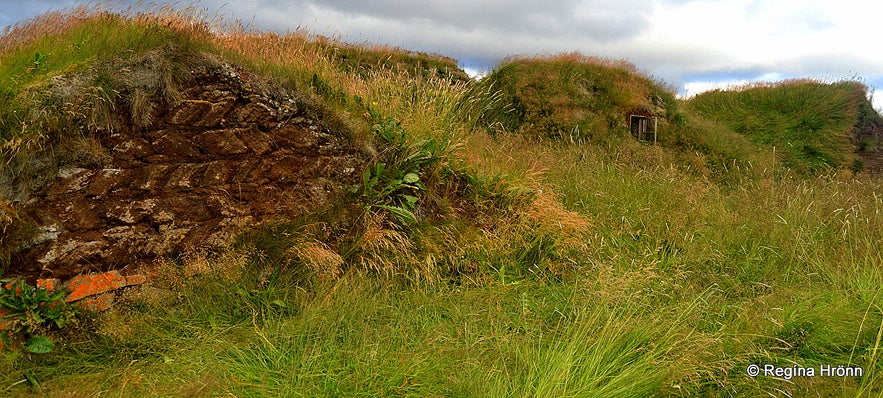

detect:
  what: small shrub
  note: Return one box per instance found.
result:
[361,111,445,226]
[0,279,75,353]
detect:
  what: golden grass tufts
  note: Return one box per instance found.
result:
[291,241,344,281]
[95,308,137,340]
[351,213,416,277]
[193,248,251,282]
[0,6,96,55]
[525,189,591,235]
[504,52,640,74]
[0,198,32,268]
[0,2,213,57]
[147,247,252,288]
[0,199,16,236]
[460,133,549,189]
[724,77,859,92]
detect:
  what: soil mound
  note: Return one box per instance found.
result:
[463,53,677,143]
[6,49,367,279]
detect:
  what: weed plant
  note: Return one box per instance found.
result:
[0,280,75,354]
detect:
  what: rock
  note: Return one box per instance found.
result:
[112,138,155,160]
[106,199,159,225]
[76,292,116,312]
[152,132,203,158]
[167,100,213,126]
[37,238,107,270]
[0,272,157,317]
[57,198,102,231]
[84,169,127,197]
[242,128,274,155]
[8,50,368,279]
[136,164,174,191]
[36,278,61,291]
[274,125,319,150]
[65,271,127,302]
[192,129,249,155]
[165,163,207,190]
[267,155,307,181]
[48,167,94,195]
[124,274,148,286]
[236,99,277,128]
[201,160,236,186]
[0,309,12,331]
[196,97,236,127]
[30,224,62,246]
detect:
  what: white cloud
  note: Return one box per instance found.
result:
[639,0,883,82]
[3,0,883,100]
[462,67,487,80]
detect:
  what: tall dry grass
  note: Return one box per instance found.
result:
[2,5,883,397]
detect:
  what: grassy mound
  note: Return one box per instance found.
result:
[686,80,871,172]
[2,6,883,398]
[462,53,678,144]
[0,11,214,197]
[311,38,470,83]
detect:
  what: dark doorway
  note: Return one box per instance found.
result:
[629,114,657,143]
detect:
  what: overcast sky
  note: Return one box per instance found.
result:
[3,0,883,108]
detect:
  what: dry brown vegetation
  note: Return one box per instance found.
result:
[1,5,882,397]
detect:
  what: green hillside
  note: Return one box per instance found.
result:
[1,7,882,398]
[463,53,678,144]
[687,80,871,172]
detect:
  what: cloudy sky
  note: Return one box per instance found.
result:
[3,0,883,108]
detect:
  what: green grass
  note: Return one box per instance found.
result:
[2,6,883,397]
[0,10,216,204]
[687,80,868,173]
[0,255,702,397]
[0,11,211,138]
[462,53,678,144]
[311,38,470,83]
